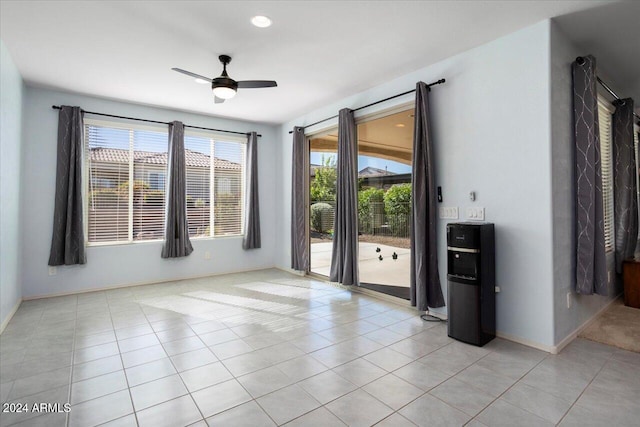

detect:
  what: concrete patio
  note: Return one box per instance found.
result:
[310,242,410,287]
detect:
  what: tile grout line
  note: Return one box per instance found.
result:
[66,296,80,427]
[554,349,617,426]
[107,293,141,427]
[467,350,557,425]
[138,298,208,426]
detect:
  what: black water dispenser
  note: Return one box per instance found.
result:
[447,223,495,346]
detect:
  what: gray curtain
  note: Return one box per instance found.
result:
[48,106,86,266]
[613,98,638,272]
[243,132,261,249]
[161,121,193,258]
[329,109,359,286]
[410,82,445,310]
[291,127,309,270]
[572,55,607,295]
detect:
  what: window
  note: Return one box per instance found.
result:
[85,120,246,245]
[85,121,168,244]
[598,95,615,252]
[184,131,246,238]
[149,172,166,191]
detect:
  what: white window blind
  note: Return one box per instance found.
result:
[184,134,212,238]
[184,132,246,238]
[597,96,615,252]
[85,121,168,244]
[86,125,130,243]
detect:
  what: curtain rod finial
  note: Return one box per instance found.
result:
[575,56,585,65]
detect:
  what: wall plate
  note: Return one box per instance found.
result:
[466,207,485,221]
[439,207,459,219]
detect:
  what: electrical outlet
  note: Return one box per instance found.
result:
[567,292,572,309]
[495,286,500,293]
[204,251,211,260]
[48,266,57,276]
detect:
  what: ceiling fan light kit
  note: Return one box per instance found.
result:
[212,86,237,99]
[250,15,272,28]
[172,54,277,104]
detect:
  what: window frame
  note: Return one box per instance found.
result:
[83,119,248,246]
[183,128,247,240]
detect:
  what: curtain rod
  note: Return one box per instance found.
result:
[51,106,261,138]
[288,78,446,134]
[575,57,640,123]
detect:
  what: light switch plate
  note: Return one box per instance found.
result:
[439,207,459,219]
[466,207,485,221]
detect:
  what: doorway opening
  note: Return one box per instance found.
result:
[307,107,414,300]
[356,109,414,299]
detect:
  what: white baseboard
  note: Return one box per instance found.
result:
[22,265,279,301]
[0,298,23,335]
[549,294,621,354]
[495,330,555,353]
[498,294,621,354]
[274,266,306,277]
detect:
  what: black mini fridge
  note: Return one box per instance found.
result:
[447,223,495,346]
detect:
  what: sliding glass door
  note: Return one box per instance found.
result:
[306,109,414,300]
[309,132,338,277]
[356,109,414,299]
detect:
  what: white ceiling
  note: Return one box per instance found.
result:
[554,1,640,116]
[0,1,622,124]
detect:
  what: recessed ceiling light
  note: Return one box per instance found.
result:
[395,123,405,128]
[194,78,209,84]
[251,15,272,28]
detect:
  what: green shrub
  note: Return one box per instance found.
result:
[358,188,385,234]
[384,183,411,236]
[310,202,334,233]
[310,156,337,202]
[118,180,150,205]
[384,183,412,216]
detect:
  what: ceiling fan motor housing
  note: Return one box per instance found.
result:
[212,76,238,92]
[213,55,237,92]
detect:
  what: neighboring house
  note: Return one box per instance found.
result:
[87,147,243,241]
[358,167,411,191]
[88,147,242,202]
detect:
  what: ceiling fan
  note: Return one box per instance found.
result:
[172,55,277,104]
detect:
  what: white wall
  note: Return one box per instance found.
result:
[550,21,618,346]
[276,21,557,348]
[1,40,24,327]
[21,87,278,298]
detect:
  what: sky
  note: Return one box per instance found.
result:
[310,152,411,174]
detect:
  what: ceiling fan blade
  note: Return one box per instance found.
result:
[172,68,213,82]
[237,80,278,89]
[214,96,225,104]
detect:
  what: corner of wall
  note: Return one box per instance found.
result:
[0,39,25,329]
[548,19,620,349]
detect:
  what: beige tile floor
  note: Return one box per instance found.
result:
[0,269,638,426]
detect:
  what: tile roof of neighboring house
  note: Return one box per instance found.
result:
[89,147,240,170]
[358,166,396,177]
